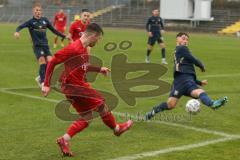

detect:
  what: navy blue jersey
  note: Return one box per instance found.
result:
[16,17,65,47]
[174,45,205,80]
[169,72,200,98]
[146,16,164,33]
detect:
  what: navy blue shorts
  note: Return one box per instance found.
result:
[33,45,52,59]
[148,33,164,46]
[169,74,199,99]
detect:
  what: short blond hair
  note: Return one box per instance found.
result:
[32,2,42,9]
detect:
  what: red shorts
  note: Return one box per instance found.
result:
[55,26,65,34]
[62,82,104,115]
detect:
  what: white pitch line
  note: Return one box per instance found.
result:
[108,137,239,160]
[0,88,59,103]
[1,87,240,139]
[153,121,240,138]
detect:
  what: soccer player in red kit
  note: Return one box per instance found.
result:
[53,9,67,48]
[69,9,91,42]
[42,23,133,157]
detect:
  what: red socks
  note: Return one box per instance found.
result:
[66,112,117,138]
[67,119,89,137]
[101,112,117,129]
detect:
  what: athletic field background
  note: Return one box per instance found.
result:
[0,23,240,160]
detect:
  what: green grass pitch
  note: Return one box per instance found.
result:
[0,23,240,160]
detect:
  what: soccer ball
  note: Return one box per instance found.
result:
[185,99,200,114]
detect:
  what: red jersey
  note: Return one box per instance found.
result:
[44,39,104,111]
[53,12,67,29]
[44,39,101,87]
[69,20,90,41]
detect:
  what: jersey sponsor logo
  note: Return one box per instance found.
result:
[81,63,88,71]
[180,57,184,63]
[174,90,179,96]
[33,28,46,32]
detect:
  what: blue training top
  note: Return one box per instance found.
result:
[16,17,65,47]
[146,16,164,34]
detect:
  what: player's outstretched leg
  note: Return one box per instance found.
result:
[56,118,89,157]
[99,105,133,136]
[145,102,169,120]
[198,92,228,109]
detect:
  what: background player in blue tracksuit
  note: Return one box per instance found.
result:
[145,9,167,64]
[145,32,228,120]
[14,3,66,87]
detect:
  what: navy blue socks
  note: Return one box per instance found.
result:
[147,49,151,56]
[199,92,213,106]
[153,102,169,113]
[39,64,47,83]
[161,48,166,59]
